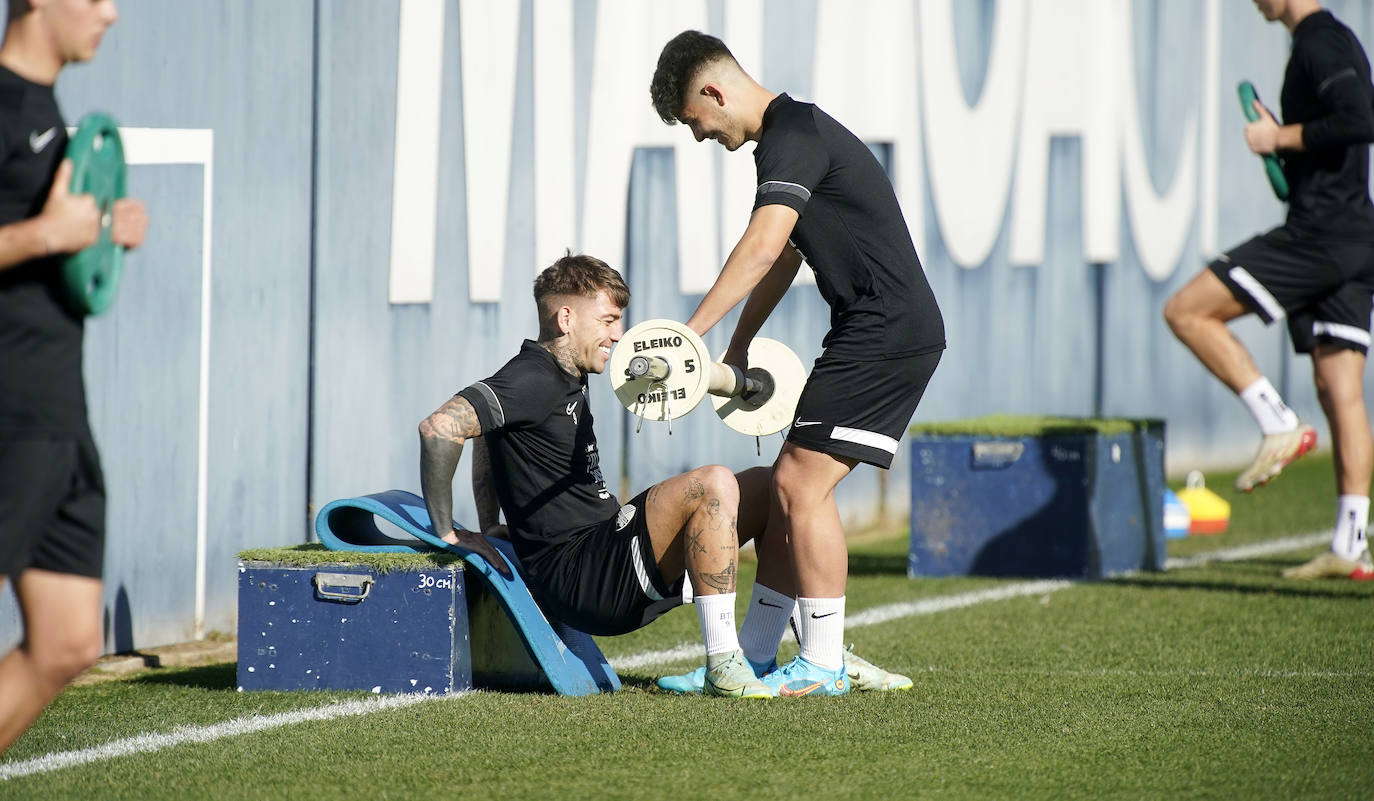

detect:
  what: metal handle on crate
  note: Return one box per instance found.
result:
[313,572,373,603]
[971,441,1025,468]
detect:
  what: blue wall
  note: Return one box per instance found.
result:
[4,0,1373,652]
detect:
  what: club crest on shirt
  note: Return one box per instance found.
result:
[615,504,636,530]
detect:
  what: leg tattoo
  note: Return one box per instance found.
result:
[700,560,737,593]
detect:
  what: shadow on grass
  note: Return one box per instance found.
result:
[1111,574,1373,602]
[128,662,238,691]
[848,551,909,577]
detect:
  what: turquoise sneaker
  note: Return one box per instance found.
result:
[657,666,706,694]
[657,656,777,694]
[762,655,849,697]
[703,650,773,698]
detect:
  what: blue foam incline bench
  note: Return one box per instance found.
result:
[314,489,619,696]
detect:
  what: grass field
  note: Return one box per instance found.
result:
[2,453,1371,800]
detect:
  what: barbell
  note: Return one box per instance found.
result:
[608,318,805,436]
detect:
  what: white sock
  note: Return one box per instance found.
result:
[1332,495,1369,560]
[739,584,794,667]
[1239,377,1299,435]
[796,596,845,671]
[696,592,739,657]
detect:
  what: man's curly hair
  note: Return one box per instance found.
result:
[649,30,735,124]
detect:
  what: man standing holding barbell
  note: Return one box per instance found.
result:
[650,31,945,695]
[419,253,775,698]
[0,0,147,755]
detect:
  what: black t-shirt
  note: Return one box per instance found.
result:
[457,340,619,576]
[1280,10,1374,238]
[0,64,86,437]
[753,93,944,360]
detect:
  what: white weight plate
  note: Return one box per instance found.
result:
[609,319,711,422]
[710,337,806,436]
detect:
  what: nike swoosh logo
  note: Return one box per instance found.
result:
[758,599,784,609]
[778,682,825,697]
[809,612,836,619]
[29,127,57,154]
[792,419,824,428]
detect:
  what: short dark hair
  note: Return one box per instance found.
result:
[649,30,734,124]
[8,0,31,22]
[533,252,630,320]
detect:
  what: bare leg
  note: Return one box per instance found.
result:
[772,443,856,598]
[0,569,103,754]
[736,466,794,595]
[642,465,740,596]
[1163,268,1260,392]
[1313,345,1372,497]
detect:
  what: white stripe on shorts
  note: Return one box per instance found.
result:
[1313,321,1372,347]
[628,534,663,601]
[830,426,899,455]
[1227,266,1286,321]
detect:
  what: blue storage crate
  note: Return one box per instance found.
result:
[237,560,472,694]
[909,419,1166,579]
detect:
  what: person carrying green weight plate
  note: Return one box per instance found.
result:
[0,0,147,758]
[1164,0,1374,582]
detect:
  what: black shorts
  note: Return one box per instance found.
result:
[786,348,943,469]
[0,435,106,579]
[525,488,683,636]
[1209,226,1374,355]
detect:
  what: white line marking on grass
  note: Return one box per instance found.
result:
[1163,532,1328,570]
[0,692,457,781]
[611,580,1074,671]
[0,531,1333,780]
[614,532,1334,672]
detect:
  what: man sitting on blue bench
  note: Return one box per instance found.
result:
[419,253,910,697]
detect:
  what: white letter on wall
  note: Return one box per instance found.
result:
[389,0,446,304]
[1116,0,1198,282]
[534,0,577,271]
[581,0,716,294]
[460,0,521,302]
[813,0,924,258]
[919,0,1027,268]
[1008,0,1120,266]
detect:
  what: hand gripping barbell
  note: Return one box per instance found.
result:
[608,319,805,436]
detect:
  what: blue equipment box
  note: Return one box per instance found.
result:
[909,420,1166,579]
[237,560,473,694]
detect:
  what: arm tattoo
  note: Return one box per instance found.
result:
[419,397,482,541]
[471,437,501,532]
[699,560,737,593]
[683,477,705,503]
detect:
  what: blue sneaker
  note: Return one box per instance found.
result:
[763,655,849,697]
[657,656,777,694]
[657,666,706,694]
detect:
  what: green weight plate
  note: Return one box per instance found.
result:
[1236,81,1290,202]
[61,112,128,316]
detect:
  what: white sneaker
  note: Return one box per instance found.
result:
[1235,424,1317,492]
[703,650,773,698]
[845,645,913,692]
[1281,551,1374,581]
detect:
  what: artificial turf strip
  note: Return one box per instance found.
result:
[8,567,1370,801]
[4,452,1368,800]
[907,413,1158,437]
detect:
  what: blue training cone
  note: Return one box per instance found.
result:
[1163,488,1191,540]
